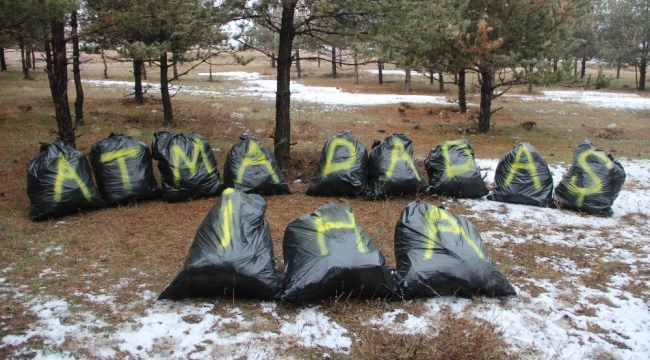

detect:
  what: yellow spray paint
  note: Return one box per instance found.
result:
[313,211,366,256]
[503,145,541,190]
[442,140,475,178]
[567,149,613,207]
[322,138,357,176]
[423,206,484,260]
[385,138,421,180]
[99,147,141,192]
[170,139,214,185]
[53,153,92,202]
[236,140,279,183]
[218,188,236,248]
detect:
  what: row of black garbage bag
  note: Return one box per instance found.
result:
[158,189,517,301]
[27,129,625,221]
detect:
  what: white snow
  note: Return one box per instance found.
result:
[84,72,650,109]
[516,90,650,110]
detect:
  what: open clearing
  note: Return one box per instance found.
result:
[1,51,649,359]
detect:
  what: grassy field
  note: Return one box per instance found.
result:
[0,49,649,359]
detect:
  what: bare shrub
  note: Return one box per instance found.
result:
[595,126,625,140]
[520,121,536,130]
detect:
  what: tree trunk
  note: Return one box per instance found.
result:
[47,20,76,148]
[553,58,558,72]
[0,47,6,71]
[458,69,467,114]
[271,53,276,68]
[378,61,383,84]
[317,55,320,67]
[639,57,647,91]
[172,52,178,79]
[274,2,297,170]
[354,52,359,85]
[133,59,144,105]
[20,38,29,79]
[31,48,36,69]
[101,50,108,78]
[331,45,337,79]
[160,53,173,126]
[295,48,301,79]
[25,45,32,69]
[574,58,578,76]
[429,71,434,85]
[478,71,493,134]
[405,68,412,93]
[438,72,444,93]
[616,64,621,79]
[71,11,84,126]
[527,64,534,93]
[580,57,587,79]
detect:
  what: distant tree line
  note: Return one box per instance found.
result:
[1,0,649,170]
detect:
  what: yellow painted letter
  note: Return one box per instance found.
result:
[423,207,484,260]
[442,140,475,178]
[385,138,421,180]
[567,149,613,207]
[236,140,280,183]
[313,211,366,256]
[503,145,541,190]
[170,139,215,185]
[322,138,357,176]
[53,154,91,202]
[99,147,141,192]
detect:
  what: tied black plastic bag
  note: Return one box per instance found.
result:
[424,139,489,198]
[27,140,106,221]
[159,188,282,300]
[554,140,625,216]
[89,133,160,205]
[152,131,224,202]
[395,200,516,299]
[366,133,426,199]
[306,130,368,196]
[487,142,553,207]
[223,134,291,195]
[282,202,399,301]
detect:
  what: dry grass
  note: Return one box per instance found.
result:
[352,305,512,360]
[1,49,649,358]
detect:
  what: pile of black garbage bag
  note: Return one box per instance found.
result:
[554,140,626,216]
[26,131,293,221]
[425,139,489,198]
[487,142,554,207]
[158,197,516,302]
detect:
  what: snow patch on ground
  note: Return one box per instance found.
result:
[516,90,650,110]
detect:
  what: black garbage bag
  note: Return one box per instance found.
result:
[223,134,291,195]
[306,130,368,196]
[89,133,160,205]
[487,142,553,207]
[366,133,427,199]
[27,140,106,221]
[424,139,489,198]
[151,131,224,202]
[554,140,626,216]
[281,202,399,301]
[395,200,516,299]
[158,188,283,300]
